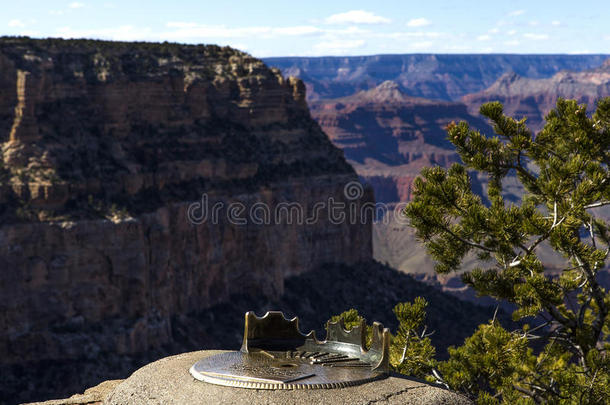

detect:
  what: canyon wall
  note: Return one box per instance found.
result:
[309,81,492,204]
[272,54,610,299]
[265,54,609,101]
[463,59,610,131]
[0,38,372,367]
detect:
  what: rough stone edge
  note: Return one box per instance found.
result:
[22,380,123,405]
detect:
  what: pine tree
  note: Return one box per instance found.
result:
[400,98,610,403]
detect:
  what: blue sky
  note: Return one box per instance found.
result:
[3,1,609,56]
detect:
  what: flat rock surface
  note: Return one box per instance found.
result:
[104,350,471,405]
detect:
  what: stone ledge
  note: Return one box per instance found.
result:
[23,380,123,405]
[102,350,471,405]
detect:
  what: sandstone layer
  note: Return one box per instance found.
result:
[0,38,372,403]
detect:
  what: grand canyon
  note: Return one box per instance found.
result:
[266,53,610,288]
[1,37,609,404]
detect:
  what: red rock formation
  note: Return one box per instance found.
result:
[309,81,491,203]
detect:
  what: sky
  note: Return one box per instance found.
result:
[2,1,609,57]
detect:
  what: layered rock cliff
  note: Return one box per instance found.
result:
[309,81,492,203]
[307,68,610,311]
[0,37,372,402]
[462,59,610,131]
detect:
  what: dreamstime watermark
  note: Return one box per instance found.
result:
[186,181,409,226]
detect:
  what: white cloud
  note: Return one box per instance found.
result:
[16,30,42,37]
[507,29,517,36]
[53,22,361,44]
[409,31,441,38]
[411,41,433,49]
[477,34,491,41]
[328,26,369,35]
[166,22,198,29]
[445,44,471,51]
[406,18,431,27]
[523,33,549,40]
[55,25,153,41]
[231,43,248,51]
[274,26,323,36]
[504,40,520,46]
[51,2,85,15]
[8,19,25,28]
[508,10,525,17]
[312,39,365,54]
[529,20,539,26]
[382,31,443,39]
[551,20,561,26]
[164,24,271,39]
[489,28,500,34]
[251,49,275,57]
[163,23,324,39]
[325,10,390,25]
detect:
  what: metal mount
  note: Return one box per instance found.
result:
[190,311,391,389]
